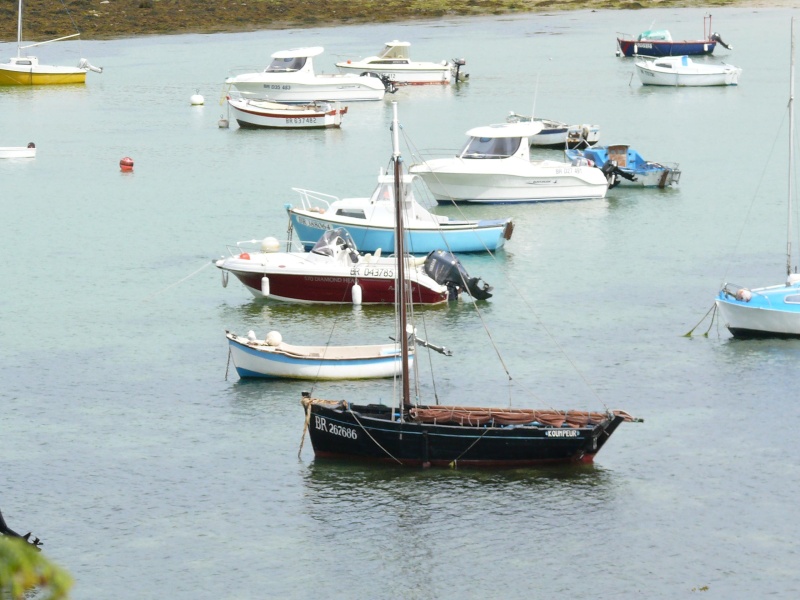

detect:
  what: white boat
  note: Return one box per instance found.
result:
[286,168,514,254]
[335,40,465,85]
[0,0,102,86]
[226,95,347,129]
[226,330,411,380]
[635,55,742,86]
[0,143,35,159]
[506,113,600,149]
[408,122,610,204]
[215,229,494,305]
[224,46,394,102]
[715,19,798,338]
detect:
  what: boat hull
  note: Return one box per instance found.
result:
[336,64,449,85]
[227,97,346,129]
[302,399,626,467]
[716,285,800,338]
[0,146,35,158]
[288,211,511,253]
[411,162,609,204]
[0,65,86,86]
[227,335,409,379]
[226,76,385,102]
[617,39,716,57]
[635,59,741,87]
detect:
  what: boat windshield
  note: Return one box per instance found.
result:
[460,136,521,159]
[265,56,307,73]
[310,228,358,256]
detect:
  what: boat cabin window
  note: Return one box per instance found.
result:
[785,295,800,304]
[16,59,32,65]
[369,59,409,65]
[266,56,307,72]
[461,136,521,159]
[654,61,673,69]
[370,182,414,206]
[310,228,356,256]
[335,209,366,219]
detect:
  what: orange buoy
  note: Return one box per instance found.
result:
[239,252,251,260]
[120,157,134,171]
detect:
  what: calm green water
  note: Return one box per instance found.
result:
[2,6,799,598]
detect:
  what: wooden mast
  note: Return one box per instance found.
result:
[390,102,411,411]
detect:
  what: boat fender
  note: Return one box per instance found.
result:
[27,142,35,148]
[735,288,752,302]
[221,269,229,288]
[239,252,251,260]
[265,331,283,346]
[261,237,280,252]
[352,283,363,305]
[261,276,270,297]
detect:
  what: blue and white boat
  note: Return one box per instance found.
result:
[565,144,681,188]
[716,19,800,338]
[226,330,411,380]
[286,168,514,254]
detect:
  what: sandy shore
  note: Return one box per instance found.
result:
[1,0,787,42]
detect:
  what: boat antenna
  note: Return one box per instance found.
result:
[788,17,796,278]
[391,102,411,412]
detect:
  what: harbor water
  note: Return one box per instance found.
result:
[2,6,799,598]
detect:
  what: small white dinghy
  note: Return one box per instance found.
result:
[226,330,411,379]
[0,142,35,158]
[635,55,742,86]
[226,95,347,129]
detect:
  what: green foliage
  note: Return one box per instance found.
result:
[0,538,72,600]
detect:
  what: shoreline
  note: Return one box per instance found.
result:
[0,0,787,43]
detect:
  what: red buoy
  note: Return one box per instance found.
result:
[120,157,134,171]
[239,252,251,260]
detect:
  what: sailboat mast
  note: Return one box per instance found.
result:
[16,0,23,58]
[391,102,411,410]
[788,17,796,277]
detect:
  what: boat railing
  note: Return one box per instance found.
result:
[222,238,305,257]
[292,187,340,211]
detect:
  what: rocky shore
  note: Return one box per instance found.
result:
[0,0,747,42]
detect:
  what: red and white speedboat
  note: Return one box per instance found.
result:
[215,228,492,305]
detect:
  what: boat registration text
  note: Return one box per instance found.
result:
[314,416,358,439]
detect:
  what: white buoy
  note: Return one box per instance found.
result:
[221,270,229,288]
[261,276,270,297]
[190,90,204,105]
[351,283,362,305]
[265,331,283,346]
[218,114,229,128]
[261,237,280,252]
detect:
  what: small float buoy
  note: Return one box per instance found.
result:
[119,156,134,172]
[190,90,204,105]
[218,114,229,128]
[27,142,35,148]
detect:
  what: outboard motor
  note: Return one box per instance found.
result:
[601,160,635,189]
[451,58,468,83]
[360,71,397,93]
[709,32,732,50]
[423,250,493,301]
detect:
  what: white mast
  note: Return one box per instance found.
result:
[788,18,796,278]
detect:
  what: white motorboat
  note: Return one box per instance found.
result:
[335,40,466,85]
[0,142,35,158]
[225,46,394,102]
[226,330,411,380]
[0,0,102,86]
[506,113,600,149]
[226,95,347,129]
[635,55,742,86]
[215,229,493,305]
[409,122,610,204]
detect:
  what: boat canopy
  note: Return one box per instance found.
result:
[638,30,672,41]
[380,41,411,60]
[465,122,543,139]
[271,46,324,59]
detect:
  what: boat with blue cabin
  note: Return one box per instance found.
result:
[565,144,681,188]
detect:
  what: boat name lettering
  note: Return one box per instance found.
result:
[555,167,582,175]
[287,117,319,124]
[296,216,331,230]
[304,276,347,282]
[263,84,291,90]
[362,267,395,278]
[637,43,653,49]
[545,429,580,438]
[314,416,357,439]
